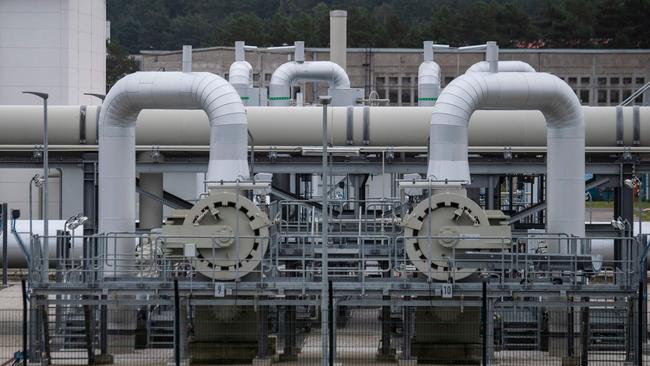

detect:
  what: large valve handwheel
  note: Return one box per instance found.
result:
[403,193,490,281]
[179,191,270,280]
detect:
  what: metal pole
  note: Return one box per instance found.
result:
[22,92,49,278]
[639,279,644,366]
[2,203,7,286]
[22,278,28,365]
[43,97,49,261]
[174,278,180,366]
[320,95,331,366]
[482,281,488,366]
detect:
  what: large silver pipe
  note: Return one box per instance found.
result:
[428,72,585,240]
[98,72,248,274]
[0,105,647,147]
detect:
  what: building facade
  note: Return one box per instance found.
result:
[139,46,650,107]
[0,0,106,105]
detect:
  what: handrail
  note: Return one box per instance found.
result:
[618,81,650,106]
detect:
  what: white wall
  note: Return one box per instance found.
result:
[0,0,106,105]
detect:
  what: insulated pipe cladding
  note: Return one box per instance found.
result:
[0,105,646,147]
[417,41,442,107]
[466,61,536,73]
[428,72,585,241]
[228,41,253,89]
[98,71,248,275]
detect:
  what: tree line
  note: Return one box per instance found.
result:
[107,0,650,53]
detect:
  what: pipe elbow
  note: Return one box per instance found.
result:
[192,73,247,127]
[466,61,536,73]
[418,61,441,85]
[228,61,253,87]
[270,61,351,89]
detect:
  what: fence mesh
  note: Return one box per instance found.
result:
[1,283,648,365]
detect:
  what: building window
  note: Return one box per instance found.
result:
[389,90,398,104]
[253,73,260,85]
[401,89,411,105]
[635,94,644,104]
[610,90,620,104]
[579,90,590,104]
[568,77,577,85]
[610,77,620,85]
[597,77,607,86]
[623,90,632,101]
[402,77,411,85]
[389,77,398,86]
[623,77,632,85]
[376,77,385,87]
[378,89,386,99]
[580,77,590,85]
[597,90,607,104]
[265,73,272,82]
[444,76,454,86]
[637,77,646,85]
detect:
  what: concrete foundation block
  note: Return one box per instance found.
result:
[397,358,418,366]
[107,333,135,354]
[252,357,272,366]
[94,353,114,365]
[166,358,190,366]
[562,356,580,366]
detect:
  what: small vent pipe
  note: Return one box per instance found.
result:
[417,41,447,106]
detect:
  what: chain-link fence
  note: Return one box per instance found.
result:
[1,282,648,366]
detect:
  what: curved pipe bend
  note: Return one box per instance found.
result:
[99,72,249,271]
[428,71,584,237]
[229,60,253,88]
[466,60,536,73]
[269,61,350,106]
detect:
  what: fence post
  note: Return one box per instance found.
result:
[580,298,589,366]
[640,280,644,366]
[328,280,334,366]
[40,302,50,365]
[482,281,487,366]
[174,278,180,366]
[22,278,28,365]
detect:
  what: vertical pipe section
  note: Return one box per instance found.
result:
[427,72,585,241]
[98,72,248,276]
[418,41,442,106]
[182,45,192,73]
[329,10,347,71]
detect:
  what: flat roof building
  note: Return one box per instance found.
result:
[139,46,650,107]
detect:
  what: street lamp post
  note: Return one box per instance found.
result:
[319,95,332,366]
[22,91,49,274]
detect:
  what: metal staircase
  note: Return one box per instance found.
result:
[147,307,174,348]
[589,308,626,351]
[499,307,541,350]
